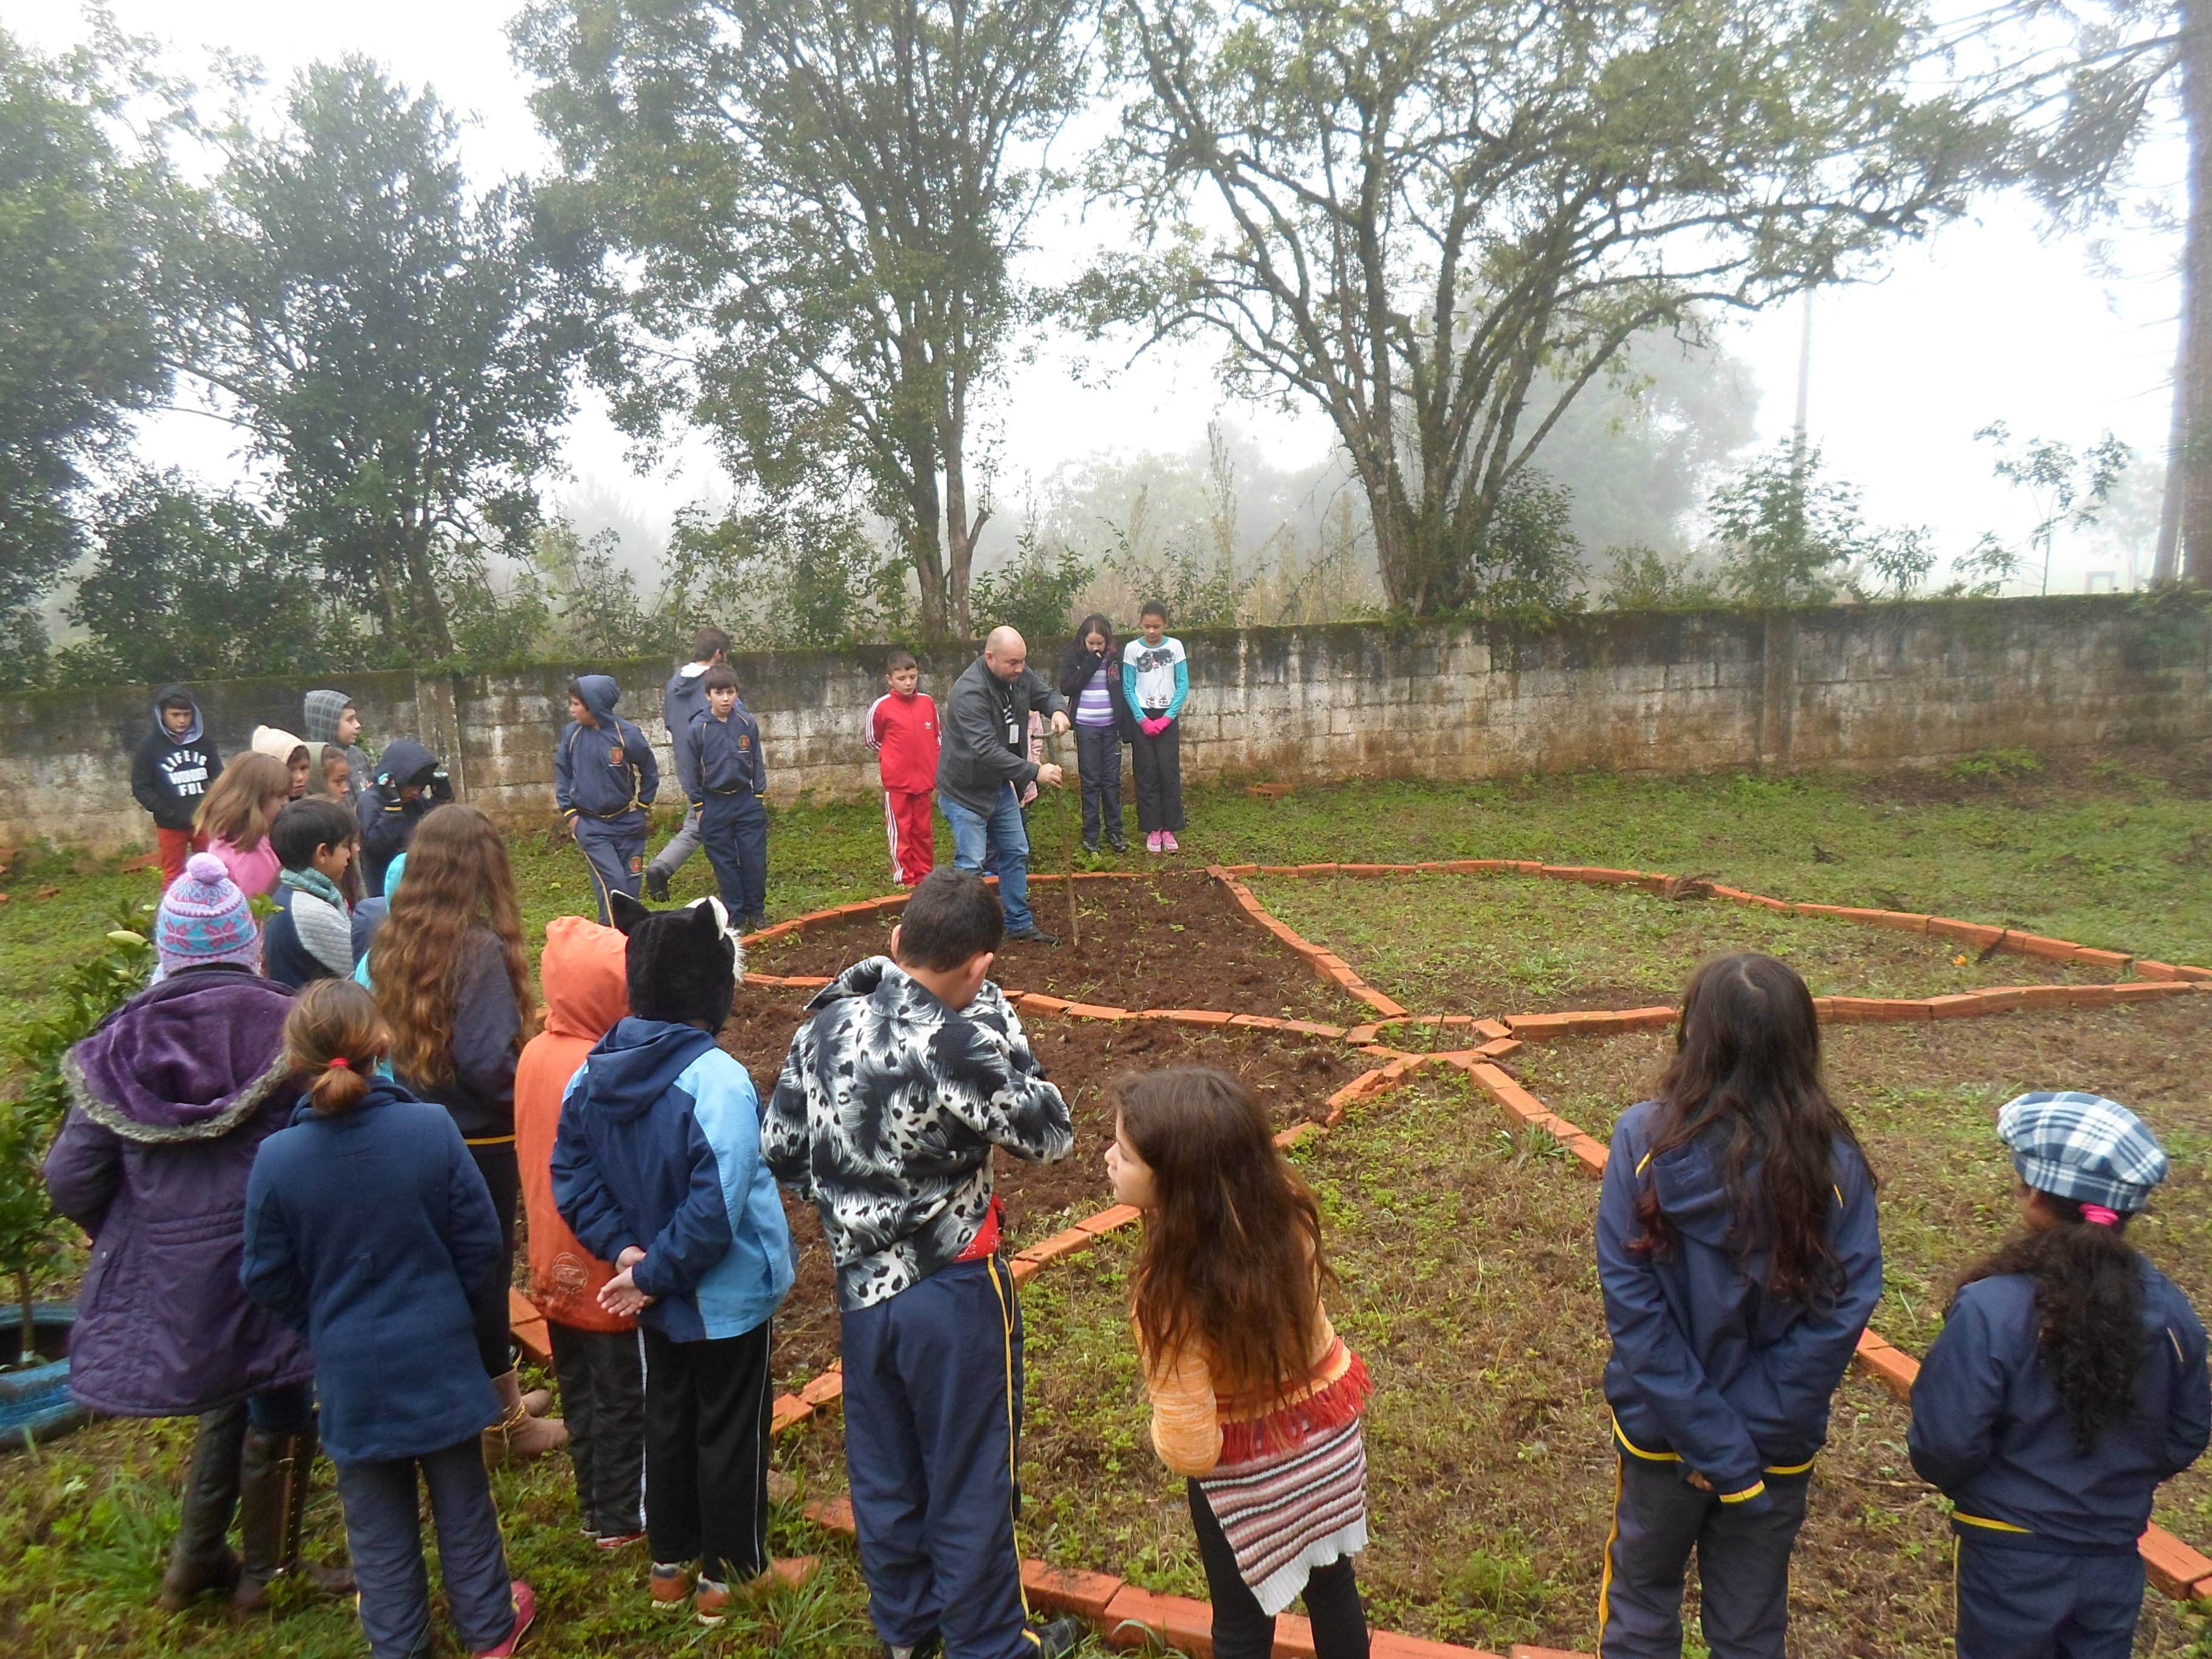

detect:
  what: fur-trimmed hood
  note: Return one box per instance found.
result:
[66,968,296,1141]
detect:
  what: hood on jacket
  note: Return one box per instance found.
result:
[67,971,296,1140]
[1644,1130,1741,1252]
[252,725,308,763]
[577,1017,720,1124]
[542,915,631,1041]
[151,685,204,746]
[303,689,352,746]
[573,674,622,723]
[373,739,439,791]
[806,954,894,1014]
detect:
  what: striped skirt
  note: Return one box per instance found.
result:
[1196,1416,1370,1616]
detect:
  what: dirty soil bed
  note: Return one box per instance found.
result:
[1510,993,2212,1557]
[743,872,1369,1025]
[720,984,1366,1388]
[783,1071,2203,1656]
[1247,872,2123,1019]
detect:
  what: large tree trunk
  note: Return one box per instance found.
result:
[400,522,454,658]
[2181,0,2212,584]
[943,431,985,642]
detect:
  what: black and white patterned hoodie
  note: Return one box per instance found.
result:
[765,956,1073,1311]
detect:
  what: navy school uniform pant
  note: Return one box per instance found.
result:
[1954,1533,2143,1659]
[641,1321,774,1584]
[700,789,769,921]
[333,1437,515,1659]
[841,1255,1034,1659]
[1598,1452,1811,1659]
[574,814,647,924]
[550,1321,646,1541]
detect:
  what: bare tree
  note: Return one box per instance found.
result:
[1084,0,2017,613]
[517,0,1089,637]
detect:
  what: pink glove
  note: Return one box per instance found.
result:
[1142,716,1168,737]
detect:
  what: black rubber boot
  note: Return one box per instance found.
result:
[156,1403,247,1612]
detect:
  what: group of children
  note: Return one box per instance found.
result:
[96,648,2212,1659]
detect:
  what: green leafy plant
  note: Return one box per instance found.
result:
[0,901,152,1366]
[971,519,1095,642]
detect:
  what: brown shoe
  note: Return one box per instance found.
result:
[649,1564,694,1612]
[696,1557,819,1627]
[156,1549,240,1613]
[481,1371,568,1469]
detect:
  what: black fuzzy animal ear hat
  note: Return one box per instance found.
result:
[609,893,743,1028]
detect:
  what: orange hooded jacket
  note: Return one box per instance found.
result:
[516,914,634,1334]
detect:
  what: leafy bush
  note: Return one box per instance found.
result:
[1599,544,1719,611]
[0,902,152,1365]
[1459,472,1585,613]
[971,523,1094,642]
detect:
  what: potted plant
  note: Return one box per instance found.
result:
[0,902,152,1444]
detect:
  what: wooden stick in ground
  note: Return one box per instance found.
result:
[1045,728,1079,947]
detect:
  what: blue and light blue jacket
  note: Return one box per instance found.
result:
[556,674,659,824]
[686,703,766,802]
[551,1016,793,1342]
[1909,1263,2209,1553]
[1597,1098,1883,1511]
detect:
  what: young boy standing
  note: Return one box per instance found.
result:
[132,685,224,887]
[552,895,805,1626]
[765,869,1082,1659]
[1122,602,1188,854]
[867,649,939,886]
[264,797,361,988]
[516,916,646,1551]
[357,739,452,897]
[303,690,369,810]
[557,675,660,925]
[646,628,732,902]
[684,665,770,932]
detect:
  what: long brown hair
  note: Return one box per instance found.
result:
[284,979,391,1117]
[1632,953,1871,1305]
[369,803,537,1085]
[1119,1067,1331,1404]
[1958,1195,2148,1452]
[193,751,291,851]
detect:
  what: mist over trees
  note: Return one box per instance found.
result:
[0,1,2197,685]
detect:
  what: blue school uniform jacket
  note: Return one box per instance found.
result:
[551,1017,793,1342]
[685,704,766,802]
[1908,1264,2210,1552]
[240,1081,509,1464]
[1597,1099,1883,1510]
[556,675,658,824]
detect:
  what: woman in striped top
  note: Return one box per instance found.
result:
[1107,1068,1372,1659]
[1057,613,1136,854]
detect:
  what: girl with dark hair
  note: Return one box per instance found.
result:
[1057,613,1135,854]
[1909,1091,2209,1659]
[241,980,535,1659]
[1595,953,1882,1659]
[367,802,565,1467]
[1108,1068,1372,1659]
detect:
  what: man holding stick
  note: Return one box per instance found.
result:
[936,628,1070,945]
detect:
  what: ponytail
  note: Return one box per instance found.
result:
[283,979,390,1118]
[1957,1193,2147,1452]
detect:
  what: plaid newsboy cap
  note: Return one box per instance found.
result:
[1997,1091,2169,1214]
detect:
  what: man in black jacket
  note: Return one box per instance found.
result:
[936,628,1070,943]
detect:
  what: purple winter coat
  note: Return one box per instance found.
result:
[44,966,315,1416]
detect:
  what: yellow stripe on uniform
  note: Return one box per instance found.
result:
[1763,1455,1818,1476]
[985,1256,1036,1630]
[1597,1452,1623,1655]
[1717,1480,1766,1504]
[1611,1416,1681,1462]
[1952,1511,2032,1533]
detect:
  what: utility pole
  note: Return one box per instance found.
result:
[1792,290,1814,455]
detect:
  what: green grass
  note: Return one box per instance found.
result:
[12,756,2212,1655]
[1247,871,2113,1018]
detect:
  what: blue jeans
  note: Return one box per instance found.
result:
[942,785,1034,934]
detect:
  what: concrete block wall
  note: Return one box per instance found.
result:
[2,596,2204,855]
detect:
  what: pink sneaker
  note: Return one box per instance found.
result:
[472,1581,535,1657]
[1161,832,1179,853]
[1146,831,1163,854]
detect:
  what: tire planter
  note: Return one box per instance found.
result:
[0,1303,84,1450]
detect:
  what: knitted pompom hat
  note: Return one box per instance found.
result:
[156,852,261,976]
